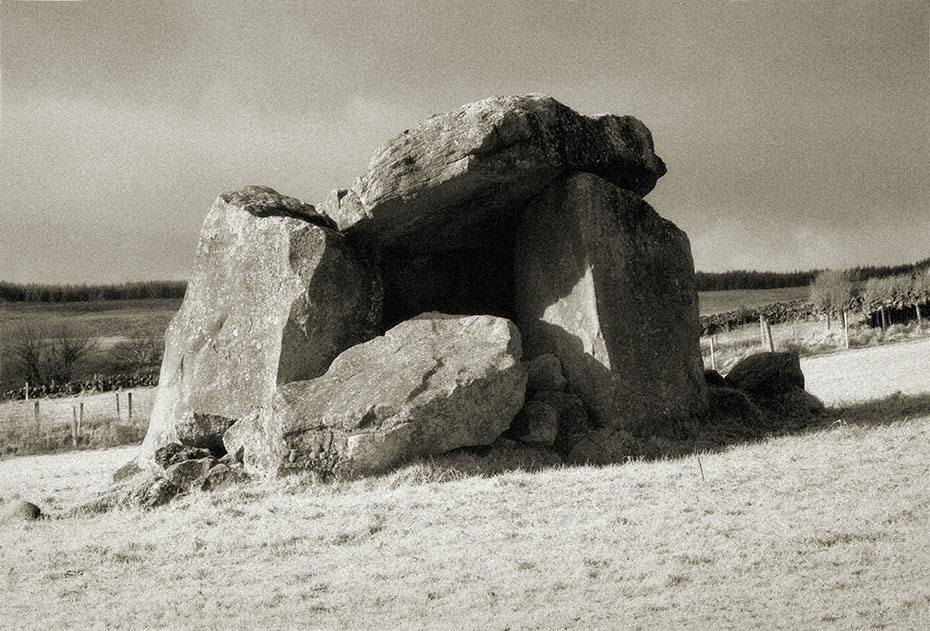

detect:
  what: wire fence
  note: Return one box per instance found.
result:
[0,388,156,456]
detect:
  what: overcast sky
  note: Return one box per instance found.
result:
[1,0,927,284]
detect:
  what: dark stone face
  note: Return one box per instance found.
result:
[379,225,519,329]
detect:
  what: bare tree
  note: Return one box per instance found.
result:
[49,327,99,383]
[809,269,854,331]
[107,335,163,374]
[2,325,47,385]
[1,324,98,385]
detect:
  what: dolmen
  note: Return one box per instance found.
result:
[139,94,708,478]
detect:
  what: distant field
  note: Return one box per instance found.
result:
[698,286,810,315]
[0,298,179,392]
[0,298,181,341]
[0,287,805,335]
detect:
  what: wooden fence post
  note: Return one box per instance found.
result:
[72,406,79,448]
[34,400,40,437]
[115,392,121,421]
[128,392,133,421]
[709,336,716,371]
[760,316,767,349]
[842,310,850,349]
[79,401,84,434]
[765,321,775,352]
[916,304,923,330]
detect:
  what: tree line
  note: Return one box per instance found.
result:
[696,257,930,292]
[0,280,187,303]
[2,258,928,301]
[810,267,930,329]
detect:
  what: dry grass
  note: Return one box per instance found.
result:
[1,337,929,629]
[0,389,154,456]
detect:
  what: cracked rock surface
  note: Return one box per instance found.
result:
[139,186,382,469]
[224,313,527,477]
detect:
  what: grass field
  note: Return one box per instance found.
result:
[2,340,929,629]
[697,286,810,316]
[0,298,181,341]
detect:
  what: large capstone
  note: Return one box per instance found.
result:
[223,313,527,478]
[322,94,666,253]
[318,95,666,327]
[514,173,706,429]
[139,186,381,468]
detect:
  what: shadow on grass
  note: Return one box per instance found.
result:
[370,390,930,488]
[817,391,930,429]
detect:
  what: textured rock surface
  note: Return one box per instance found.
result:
[131,477,182,509]
[524,353,567,392]
[725,352,806,400]
[224,313,527,477]
[140,186,381,468]
[505,400,559,447]
[532,390,592,455]
[514,173,706,429]
[332,94,666,251]
[164,458,216,489]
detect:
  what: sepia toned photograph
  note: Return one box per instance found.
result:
[1,1,928,628]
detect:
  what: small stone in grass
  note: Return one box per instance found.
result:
[6,500,43,521]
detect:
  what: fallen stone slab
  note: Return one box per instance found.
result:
[224,313,527,477]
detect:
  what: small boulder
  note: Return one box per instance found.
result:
[218,445,244,466]
[112,459,142,483]
[5,500,43,522]
[524,354,567,392]
[705,386,766,434]
[725,352,805,400]
[532,390,592,455]
[224,313,527,477]
[130,477,182,509]
[153,443,214,469]
[505,400,559,447]
[164,457,217,490]
[194,464,248,492]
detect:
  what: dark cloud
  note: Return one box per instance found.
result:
[1,0,927,282]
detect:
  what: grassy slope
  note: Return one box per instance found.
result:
[2,345,930,628]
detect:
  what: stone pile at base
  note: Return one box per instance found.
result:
[135,94,743,482]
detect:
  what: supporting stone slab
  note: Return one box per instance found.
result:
[514,173,706,429]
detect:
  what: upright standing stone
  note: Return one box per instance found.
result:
[139,186,381,468]
[514,173,706,429]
